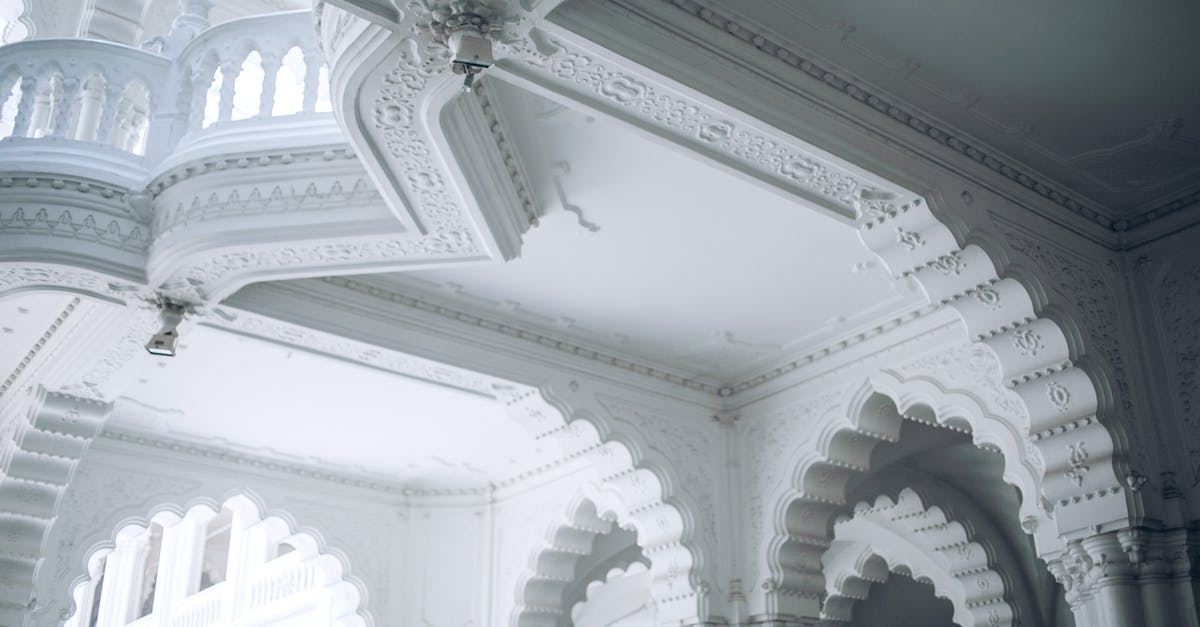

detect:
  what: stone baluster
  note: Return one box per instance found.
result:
[94,82,126,145]
[50,75,80,138]
[258,51,282,118]
[122,102,149,153]
[9,76,37,137]
[216,60,241,123]
[109,97,133,151]
[95,528,151,627]
[301,46,321,113]
[72,77,106,141]
[186,62,216,134]
[26,75,57,138]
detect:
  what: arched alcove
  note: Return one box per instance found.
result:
[64,493,369,627]
[820,488,1017,627]
[763,370,1059,618]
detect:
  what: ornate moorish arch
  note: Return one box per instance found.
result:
[763,368,1064,618]
[497,383,707,626]
[820,488,1017,627]
[62,492,369,627]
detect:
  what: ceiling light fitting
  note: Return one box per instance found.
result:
[146,299,187,357]
[431,8,494,92]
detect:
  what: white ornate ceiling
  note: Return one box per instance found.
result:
[670,0,1200,234]
[375,81,923,383]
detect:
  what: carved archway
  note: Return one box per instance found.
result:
[514,492,685,627]
[764,370,1056,617]
[63,492,369,627]
[820,487,1017,627]
[498,384,705,626]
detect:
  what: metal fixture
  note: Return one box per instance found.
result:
[146,300,186,356]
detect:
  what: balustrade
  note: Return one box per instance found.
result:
[0,10,331,166]
[244,556,320,613]
[0,39,167,153]
[168,583,224,627]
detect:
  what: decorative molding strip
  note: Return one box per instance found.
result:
[98,426,492,497]
[0,297,79,401]
[648,0,1199,233]
[475,79,540,226]
[319,275,939,397]
[320,276,722,394]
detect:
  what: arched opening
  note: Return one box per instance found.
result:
[0,70,22,138]
[201,63,222,129]
[64,494,368,627]
[271,46,306,117]
[231,51,264,121]
[516,498,653,627]
[766,377,1071,625]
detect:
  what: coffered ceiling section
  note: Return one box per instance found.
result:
[376,81,923,383]
[692,0,1200,226]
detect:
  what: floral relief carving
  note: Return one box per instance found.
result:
[505,32,902,220]
[895,342,1029,431]
[973,286,1002,310]
[370,36,473,233]
[1066,442,1090,487]
[1013,329,1044,357]
[1004,229,1150,472]
[1153,261,1200,436]
[930,251,966,276]
[895,226,925,251]
[1047,381,1071,412]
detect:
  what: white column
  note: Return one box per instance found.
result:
[258,51,281,118]
[95,528,150,627]
[216,61,240,123]
[73,79,105,141]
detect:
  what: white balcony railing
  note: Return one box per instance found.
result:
[244,556,320,613]
[0,10,332,167]
[168,582,224,627]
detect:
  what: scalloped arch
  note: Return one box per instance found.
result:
[63,490,370,627]
[821,488,1017,627]
[860,199,1128,539]
[766,370,1056,614]
[497,381,707,626]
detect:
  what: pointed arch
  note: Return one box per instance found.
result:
[821,487,1018,627]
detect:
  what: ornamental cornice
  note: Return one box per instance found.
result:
[98,426,493,497]
[640,0,1199,236]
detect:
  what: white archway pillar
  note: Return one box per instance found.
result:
[1048,526,1200,627]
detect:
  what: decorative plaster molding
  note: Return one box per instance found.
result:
[474,78,540,226]
[497,21,912,224]
[98,427,485,496]
[0,297,79,401]
[204,304,498,396]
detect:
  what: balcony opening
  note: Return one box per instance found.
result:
[271,46,305,117]
[199,507,233,591]
[231,50,264,121]
[0,75,20,138]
